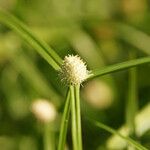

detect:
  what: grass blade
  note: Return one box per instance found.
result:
[89,119,148,150]
[88,57,150,80]
[0,10,62,70]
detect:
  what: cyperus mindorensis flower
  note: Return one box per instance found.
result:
[59,55,90,85]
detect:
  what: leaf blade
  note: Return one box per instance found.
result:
[88,57,150,80]
[89,119,148,150]
[0,10,62,70]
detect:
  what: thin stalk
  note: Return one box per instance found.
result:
[44,123,55,150]
[126,51,138,150]
[87,57,150,80]
[75,84,83,150]
[58,90,71,150]
[70,85,78,150]
[89,119,148,150]
[126,51,138,135]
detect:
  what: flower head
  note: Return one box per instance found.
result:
[59,55,90,85]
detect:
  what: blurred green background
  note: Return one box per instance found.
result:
[0,0,150,149]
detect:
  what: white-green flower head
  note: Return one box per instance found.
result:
[60,55,90,85]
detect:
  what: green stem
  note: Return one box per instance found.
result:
[87,57,150,80]
[70,85,78,150]
[126,51,138,150]
[44,123,55,150]
[58,90,71,150]
[75,84,83,150]
[126,51,138,136]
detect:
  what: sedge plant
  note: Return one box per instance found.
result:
[0,10,150,150]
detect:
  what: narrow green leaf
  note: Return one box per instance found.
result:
[88,57,150,80]
[89,119,148,150]
[0,10,62,70]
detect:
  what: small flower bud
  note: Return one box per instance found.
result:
[31,99,57,123]
[59,55,90,85]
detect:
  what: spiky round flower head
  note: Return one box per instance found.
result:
[59,55,90,85]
